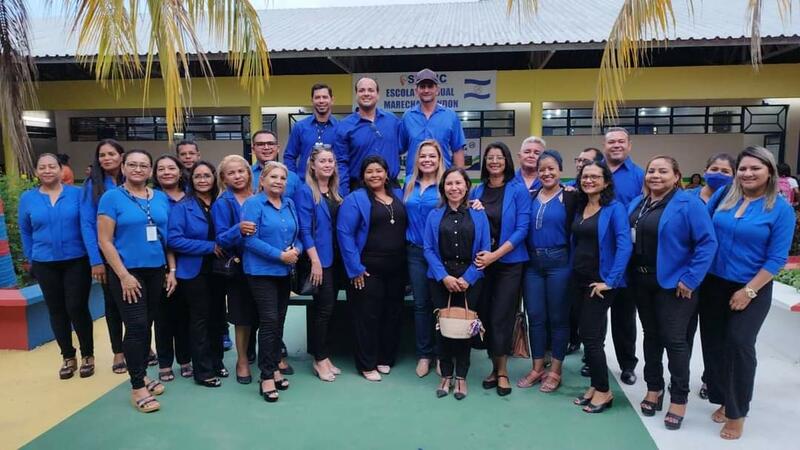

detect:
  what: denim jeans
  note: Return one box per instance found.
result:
[523,246,572,361]
[407,244,435,359]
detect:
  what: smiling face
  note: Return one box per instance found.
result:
[537,156,561,189]
[312,87,333,116]
[519,141,544,171]
[484,147,506,177]
[222,160,250,192]
[97,144,123,173]
[416,144,440,176]
[415,81,438,105]
[580,164,608,196]
[604,131,631,165]
[36,155,62,186]
[575,149,598,172]
[176,143,200,169]
[260,167,287,197]
[311,149,336,180]
[737,155,770,194]
[192,164,215,195]
[122,152,152,185]
[252,132,279,163]
[356,78,379,111]
[443,170,468,206]
[363,162,387,191]
[156,158,181,189]
[645,158,679,197]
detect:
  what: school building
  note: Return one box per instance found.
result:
[14,0,800,179]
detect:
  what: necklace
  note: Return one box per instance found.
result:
[375,196,396,224]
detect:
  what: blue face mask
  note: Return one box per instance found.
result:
[705,172,733,191]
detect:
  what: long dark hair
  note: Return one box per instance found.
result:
[188,161,219,201]
[439,167,472,208]
[90,139,125,203]
[576,161,615,209]
[359,154,390,193]
[152,155,186,191]
[480,142,515,184]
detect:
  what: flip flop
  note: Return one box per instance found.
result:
[112,361,127,374]
[159,369,175,382]
[146,379,165,396]
[131,395,160,413]
[180,365,193,378]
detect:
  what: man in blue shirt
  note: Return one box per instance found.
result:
[284,83,339,178]
[176,140,200,170]
[400,68,466,170]
[566,147,604,187]
[514,136,545,193]
[603,126,644,386]
[251,130,300,198]
[334,77,402,194]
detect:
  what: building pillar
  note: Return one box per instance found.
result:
[530,98,543,138]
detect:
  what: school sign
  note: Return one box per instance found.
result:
[352,71,497,112]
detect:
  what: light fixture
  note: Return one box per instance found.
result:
[659,106,668,113]
[555,109,562,116]
[545,114,552,119]
[22,115,51,124]
[639,110,647,116]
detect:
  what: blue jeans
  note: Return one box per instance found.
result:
[523,246,572,361]
[407,244,434,359]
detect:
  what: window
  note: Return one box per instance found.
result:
[70,114,261,142]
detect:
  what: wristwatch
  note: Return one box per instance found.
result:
[744,286,757,299]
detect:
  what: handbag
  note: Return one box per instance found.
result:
[511,309,531,359]
[289,203,318,296]
[436,292,484,340]
[212,200,242,278]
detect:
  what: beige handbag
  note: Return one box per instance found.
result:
[436,293,484,340]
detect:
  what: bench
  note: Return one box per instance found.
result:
[0,282,105,350]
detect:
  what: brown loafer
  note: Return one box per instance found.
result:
[59,358,77,380]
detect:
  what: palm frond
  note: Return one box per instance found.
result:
[215,0,270,100]
[746,0,792,67]
[594,0,685,128]
[0,0,36,175]
[507,0,539,15]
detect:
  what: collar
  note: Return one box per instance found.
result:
[311,114,337,126]
[446,204,469,214]
[355,107,386,123]
[411,103,444,115]
[257,192,287,210]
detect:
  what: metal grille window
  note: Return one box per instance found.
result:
[70,114,270,142]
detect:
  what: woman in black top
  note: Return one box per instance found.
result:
[337,155,408,382]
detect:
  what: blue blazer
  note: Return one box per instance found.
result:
[423,207,490,285]
[336,187,404,278]
[168,198,216,279]
[79,175,118,265]
[628,190,718,290]
[295,184,337,268]
[212,189,247,257]
[241,193,303,276]
[572,200,632,288]
[469,179,531,264]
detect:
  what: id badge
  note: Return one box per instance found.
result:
[146,225,158,242]
[630,228,636,244]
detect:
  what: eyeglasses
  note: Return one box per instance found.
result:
[192,173,214,180]
[125,163,151,171]
[253,141,278,147]
[485,156,506,162]
[574,158,592,165]
[580,174,604,181]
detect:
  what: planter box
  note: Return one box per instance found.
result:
[0,282,105,350]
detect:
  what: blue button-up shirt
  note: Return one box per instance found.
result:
[514,169,542,193]
[284,115,338,177]
[241,193,302,276]
[404,181,440,246]
[19,185,87,263]
[334,108,402,195]
[251,162,300,199]
[611,157,645,207]
[400,104,466,169]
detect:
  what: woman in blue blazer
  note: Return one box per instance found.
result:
[19,154,94,379]
[295,144,345,382]
[337,155,407,382]
[628,156,717,430]
[424,167,490,400]
[168,161,228,388]
[79,139,127,373]
[403,139,445,377]
[700,147,795,440]
[242,161,302,402]
[213,154,258,384]
[571,161,632,414]
[469,142,530,396]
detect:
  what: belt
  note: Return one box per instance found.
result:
[635,266,656,274]
[534,245,568,256]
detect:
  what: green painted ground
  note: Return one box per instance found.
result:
[25,307,657,450]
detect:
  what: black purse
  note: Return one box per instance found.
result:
[290,203,318,295]
[212,199,243,278]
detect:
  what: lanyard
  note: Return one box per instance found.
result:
[633,197,659,230]
[121,186,154,225]
[314,121,329,145]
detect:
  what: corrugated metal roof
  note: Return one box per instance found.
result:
[29,0,800,58]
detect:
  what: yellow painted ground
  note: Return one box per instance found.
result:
[0,319,126,449]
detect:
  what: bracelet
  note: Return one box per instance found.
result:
[169,268,177,272]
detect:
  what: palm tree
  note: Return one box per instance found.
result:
[0,0,269,175]
[510,0,793,126]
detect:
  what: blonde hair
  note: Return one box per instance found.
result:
[217,155,253,196]
[404,139,445,200]
[258,161,289,192]
[305,146,342,205]
[718,146,779,211]
[643,155,682,197]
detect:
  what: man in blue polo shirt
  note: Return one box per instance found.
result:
[603,126,644,386]
[400,68,466,170]
[284,83,339,178]
[251,130,300,198]
[334,77,402,194]
[514,136,545,192]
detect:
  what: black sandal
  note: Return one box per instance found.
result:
[111,361,127,374]
[482,371,498,389]
[640,392,664,417]
[665,412,685,430]
[496,375,512,396]
[59,358,77,380]
[259,382,279,403]
[147,352,158,367]
[180,365,193,378]
[79,356,95,378]
[195,377,222,388]
[216,367,230,378]
[275,377,290,391]
[159,369,175,382]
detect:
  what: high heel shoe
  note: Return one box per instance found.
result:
[665,412,685,430]
[275,377,290,391]
[482,371,497,389]
[259,382,279,403]
[574,395,592,406]
[436,377,452,398]
[195,377,222,388]
[640,391,664,417]
[454,377,467,401]
[583,398,613,414]
[496,375,512,396]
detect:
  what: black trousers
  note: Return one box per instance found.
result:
[155,285,191,369]
[102,263,124,354]
[32,257,93,359]
[249,275,290,380]
[182,273,226,381]
[634,273,697,404]
[685,306,707,384]
[568,280,583,348]
[699,274,773,419]
[610,287,638,371]
[479,262,523,358]
[347,269,405,372]
[575,274,618,393]
[108,267,164,389]
[311,267,337,361]
[430,278,483,378]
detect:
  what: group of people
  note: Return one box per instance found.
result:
[17,70,794,441]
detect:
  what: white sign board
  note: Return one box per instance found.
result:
[352,71,497,112]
